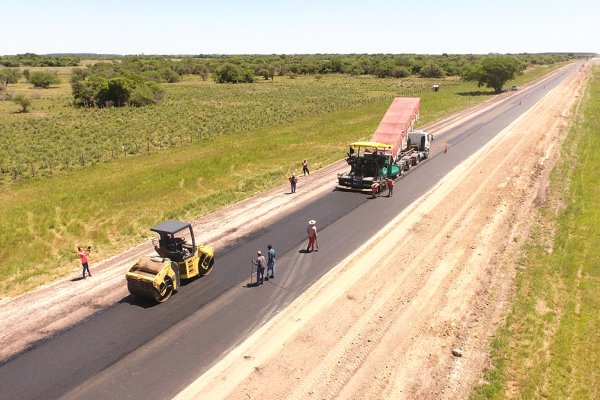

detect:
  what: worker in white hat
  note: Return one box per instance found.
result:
[252,250,266,285]
[306,220,318,252]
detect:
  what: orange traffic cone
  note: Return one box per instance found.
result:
[444,143,448,153]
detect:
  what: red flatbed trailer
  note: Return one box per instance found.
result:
[371,97,420,160]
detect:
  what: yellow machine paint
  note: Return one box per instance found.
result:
[125,220,215,303]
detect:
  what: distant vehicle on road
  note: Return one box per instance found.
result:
[511,85,519,91]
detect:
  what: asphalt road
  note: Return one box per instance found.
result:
[0,65,577,400]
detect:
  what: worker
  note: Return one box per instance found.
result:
[386,178,394,197]
[306,220,318,252]
[78,246,92,279]
[252,250,266,285]
[289,173,298,193]
[371,182,380,198]
[302,159,310,176]
[266,244,276,279]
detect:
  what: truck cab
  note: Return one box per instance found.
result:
[406,130,433,153]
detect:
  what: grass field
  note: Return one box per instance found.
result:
[472,65,600,399]
[0,63,565,297]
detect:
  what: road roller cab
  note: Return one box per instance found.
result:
[126,220,215,302]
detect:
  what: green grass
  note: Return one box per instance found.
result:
[0,64,566,297]
[471,65,600,399]
[0,73,473,181]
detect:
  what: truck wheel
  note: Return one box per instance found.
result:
[156,277,174,302]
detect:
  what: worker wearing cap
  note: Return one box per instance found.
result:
[253,250,266,285]
[306,220,317,252]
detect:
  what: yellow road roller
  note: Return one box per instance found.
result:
[126,220,215,302]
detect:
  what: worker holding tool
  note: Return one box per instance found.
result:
[252,250,266,285]
[306,220,318,252]
[78,246,92,279]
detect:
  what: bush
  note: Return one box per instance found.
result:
[419,63,445,78]
[214,63,254,83]
[391,66,411,78]
[13,94,31,112]
[130,82,164,106]
[0,68,21,84]
[28,71,60,88]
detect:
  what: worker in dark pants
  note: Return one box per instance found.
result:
[302,159,310,175]
[289,173,298,193]
[266,244,276,280]
[253,250,266,285]
[386,178,394,197]
[78,246,92,278]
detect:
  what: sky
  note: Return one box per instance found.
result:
[1,0,598,55]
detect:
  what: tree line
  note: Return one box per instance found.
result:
[0,53,576,108]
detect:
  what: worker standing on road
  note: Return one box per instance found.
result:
[371,182,380,199]
[266,244,276,280]
[252,251,266,285]
[302,159,310,176]
[78,246,92,279]
[306,220,318,252]
[386,178,394,197]
[289,173,298,193]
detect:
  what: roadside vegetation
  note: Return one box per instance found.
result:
[472,65,600,399]
[0,55,570,298]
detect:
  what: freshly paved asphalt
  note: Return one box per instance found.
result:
[0,65,577,400]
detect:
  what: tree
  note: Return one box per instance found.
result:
[257,68,271,80]
[461,56,524,93]
[28,71,60,88]
[0,68,21,85]
[98,77,131,107]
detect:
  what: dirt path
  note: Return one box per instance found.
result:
[0,64,587,400]
[174,64,589,399]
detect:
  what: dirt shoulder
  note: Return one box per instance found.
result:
[174,65,589,399]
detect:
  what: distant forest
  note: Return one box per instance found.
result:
[0,52,582,78]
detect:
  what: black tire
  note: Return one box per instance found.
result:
[200,256,214,276]
[155,276,174,303]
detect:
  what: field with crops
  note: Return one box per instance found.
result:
[0,63,560,182]
[0,63,565,297]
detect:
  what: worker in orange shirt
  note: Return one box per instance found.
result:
[386,178,394,197]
